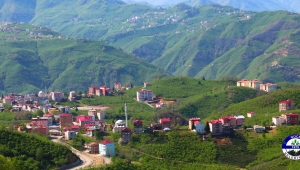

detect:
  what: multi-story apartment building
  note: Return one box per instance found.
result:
[136,89,153,102]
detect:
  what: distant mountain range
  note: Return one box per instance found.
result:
[0,0,300,91]
[123,0,300,12]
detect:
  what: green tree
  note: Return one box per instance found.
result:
[36,109,44,117]
[36,147,44,161]
[3,103,12,111]
[0,155,16,170]
[205,122,210,133]
[202,77,205,80]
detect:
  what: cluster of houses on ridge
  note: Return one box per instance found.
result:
[237,79,278,92]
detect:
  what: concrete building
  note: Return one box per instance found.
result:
[68,91,76,101]
[60,113,73,128]
[253,125,265,133]
[31,116,50,127]
[88,110,97,118]
[3,97,12,105]
[114,82,122,91]
[50,92,64,102]
[134,120,143,134]
[219,116,236,126]
[65,131,77,140]
[122,127,131,143]
[209,120,222,135]
[99,140,115,157]
[279,100,295,112]
[234,115,245,126]
[195,121,205,134]
[88,142,99,154]
[97,112,106,120]
[89,86,97,96]
[282,113,299,125]
[136,89,153,102]
[159,118,171,129]
[260,83,277,92]
[272,116,284,126]
[189,117,201,130]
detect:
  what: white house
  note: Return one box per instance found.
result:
[272,116,284,126]
[253,125,265,133]
[247,112,256,118]
[113,120,125,133]
[65,131,77,140]
[99,140,115,157]
[234,115,245,126]
[136,89,153,102]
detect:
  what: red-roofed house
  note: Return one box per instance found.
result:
[159,118,171,129]
[79,116,92,126]
[100,86,110,96]
[189,117,201,130]
[134,120,143,134]
[247,112,256,118]
[114,82,122,91]
[219,116,236,126]
[282,113,299,125]
[209,120,222,135]
[122,128,131,143]
[60,114,73,128]
[279,100,295,112]
[99,140,115,157]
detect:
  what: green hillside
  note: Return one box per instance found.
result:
[204,88,300,125]
[0,129,77,170]
[25,2,300,83]
[0,23,169,94]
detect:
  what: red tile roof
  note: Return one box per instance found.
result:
[210,120,222,124]
[160,118,170,123]
[91,142,99,145]
[100,140,114,145]
[43,114,54,117]
[284,113,299,117]
[122,127,131,132]
[247,112,255,114]
[280,100,294,104]
[134,120,143,123]
[189,117,201,121]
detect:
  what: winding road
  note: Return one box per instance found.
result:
[51,136,93,170]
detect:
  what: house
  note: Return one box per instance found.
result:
[99,140,115,157]
[156,102,167,108]
[272,116,284,126]
[234,115,245,126]
[31,116,50,128]
[50,92,64,102]
[60,113,73,128]
[88,142,99,154]
[113,120,125,133]
[65,131,77,140]
[279,100,295,112]
[219,116,236,126]
[122,128,131,143]
[12,105,22,112]
[114,82,122,91]
[247,112,256,118]
[195,121,204,134]
[89,86,97,96]
[100,86,110,96]
[32,126,47,135]
[3,97,12,105]
[189,117,201,130]
[282,113,299,125]
[260,83,277,92]
[237,79,260,90]
[144,82,150,87]
[97,112,106,120]
[134,120,143,134]
[253,125,265,133]
[209,120,222,135]
[136,89,153,102]
[68,91,76,101]
[159,118,171,129]
[79,116,92,126]
[88,110,97,118]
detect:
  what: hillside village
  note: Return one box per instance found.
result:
[0,77,300,167]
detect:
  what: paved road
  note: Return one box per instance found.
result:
[51,136,93,170]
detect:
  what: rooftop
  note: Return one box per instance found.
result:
[280,100,294,104]
[160,118,171,123]
[189,117,201,121]
[60,113,72,117]
[100,140,114,145]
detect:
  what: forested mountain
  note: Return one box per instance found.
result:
[0,23,168,94]
[1,1,300,84]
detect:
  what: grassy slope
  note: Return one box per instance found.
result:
[0,23,169,94]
